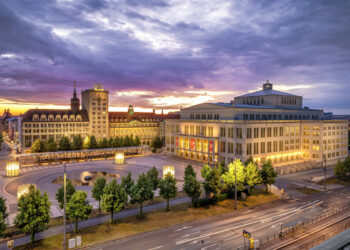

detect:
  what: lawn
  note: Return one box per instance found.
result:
[14,189,278,250]
[317,177,350,186]
[295,187,320,195]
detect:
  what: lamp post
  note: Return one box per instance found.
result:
[323,154,327,190]
[63,163,67,250]
[234,158,237,210]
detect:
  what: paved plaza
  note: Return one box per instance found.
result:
[0,153,203,226]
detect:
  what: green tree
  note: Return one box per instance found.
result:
[147,167,160,190]
[66,191,92,232]
[260,160,277,193]
[101,179,127,224]
[343,156,350,175]
[0,213,6,237]
[218,162,227,176]
[59,136,71,151]
[124,135,131,147]
[0,197,8,220]
[0,134,3,144]
[130,135,135,146]
[134,136,141,146]
[72,135,83,150]
[56,179,76,209]
[203,166,221,199]
[121,172,134,196]
[31,139,44,153]
[14,185,51,244]
[112,137,120,148]
[245,161,262,193]
[108,137,114,148]
[44,137,57,152]
[160,173,178,211]
[201,164,212,179]
[334,160,347,182]
[244,156,254,166]
[152,136,163,149]
[185,164,196,178]
[92,177,106,214]
[221,159,245,192]
[183,166,201,206]
[130,173,154,217]
[89,135,98,149]
[98,138,109,148]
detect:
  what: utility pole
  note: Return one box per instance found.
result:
[234,158,237,210]
[323,143,327,190]
[63,163,67,250]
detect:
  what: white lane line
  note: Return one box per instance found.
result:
[147,246,163,250]
[176,200,321,245]
[201,243,217,250]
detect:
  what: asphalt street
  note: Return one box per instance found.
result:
[84,186,350,250]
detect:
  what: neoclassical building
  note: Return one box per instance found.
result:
[165,81,348,172]
[19,84,179,150]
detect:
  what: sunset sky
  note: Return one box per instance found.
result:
[1,0,350,115]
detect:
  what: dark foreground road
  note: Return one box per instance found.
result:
[84,186,350,250]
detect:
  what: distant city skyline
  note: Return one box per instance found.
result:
[1,1,350,115]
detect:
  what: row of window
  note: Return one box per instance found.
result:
[189,114,220,120]
[184,126,214,137]
[242,113,319,120]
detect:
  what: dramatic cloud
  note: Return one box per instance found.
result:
[0,0,350,114]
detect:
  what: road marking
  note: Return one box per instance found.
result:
[147,246,163,250]
[176,200,322,245]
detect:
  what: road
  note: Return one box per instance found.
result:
[83,186,350,250]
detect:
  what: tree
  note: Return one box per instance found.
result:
[0,213,6,237]
[152,136,163,149]
[121,172,134,196]
[218,162,227,176]
[202,166,221,199]
[101,179,127,224]
[185,164,196,177]
[44,137,57,152]
[92,177,106,214]
[244,161,262,193]
[129,135,135,146]
[134,136,141,146]
[244,156,254,166]
[221,159,245,192]
[99,138,109,148]
[112,137,120,148]
[0,134,3,144]
[31,139,44,153]
[56,179,76,209]
[160,173,178,211]
[130,173,154,217]
[183,173,201,207]
[89,135,98,149]
[260,160,277,193]
[72,135,83,150]
[66,191,92,232]
[147,167,160,190]
[343,156,350,176]
[0,197,8,221]
[14,185,51,244]
[124,135,130,147]
[334,160,347,182]
[201,164,212,179]
[108,137,114,148]
[59,136,71,151]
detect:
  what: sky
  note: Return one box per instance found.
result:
[1,0,350,115]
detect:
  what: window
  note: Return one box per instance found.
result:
[273,127,278,137]
[261,128,265,138]
[279,127,284,136]
[267,141,272,153]
[247,143,252,155]
[236,143,242,155]
[254,128,259,138]
[220,127,226,137]
[220,141,226,153]
[267,128,272,137]
[247,128,252,139]
[236,128,242,138]
[253,143,259,154]
[261,142,265,154]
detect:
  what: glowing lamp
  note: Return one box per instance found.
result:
[163,165,175,179]
[17,184,35,199]
[115,152,124,164]
[6,161,20,177]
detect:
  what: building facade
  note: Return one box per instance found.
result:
[165,81,348,172]
[19,84,179,151]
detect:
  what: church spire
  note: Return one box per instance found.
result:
[71,81,80,112]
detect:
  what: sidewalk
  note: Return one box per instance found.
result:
[0,196,191,249]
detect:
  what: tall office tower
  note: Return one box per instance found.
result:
[82,83,109,139]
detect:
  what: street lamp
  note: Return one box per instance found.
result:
[6,161,20,177]
[323,154,327,190]
[234,159,237,210]
[63,164,67,250]
[163,165,175,179]
[115,152,124,164]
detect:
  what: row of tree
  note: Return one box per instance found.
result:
[31,135,141,153]
[189,158,278,203]
[0,159,277,244]
[334,156,350,181]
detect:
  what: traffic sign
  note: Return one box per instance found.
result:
[243,229,251,239]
